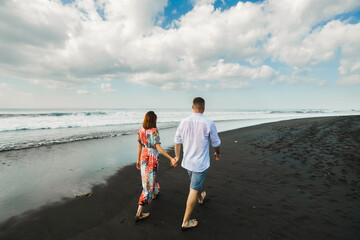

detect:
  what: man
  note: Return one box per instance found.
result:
[174,97,221,230]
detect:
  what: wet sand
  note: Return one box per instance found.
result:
[0,116,359,239]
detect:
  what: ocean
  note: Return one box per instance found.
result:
[1,108,358,152]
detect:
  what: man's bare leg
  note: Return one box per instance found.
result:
[198,191,206,204]
[182,188,199,229]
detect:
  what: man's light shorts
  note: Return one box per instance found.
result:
[187,169,208,190]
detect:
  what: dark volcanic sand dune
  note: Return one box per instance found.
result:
[1,116,359,240]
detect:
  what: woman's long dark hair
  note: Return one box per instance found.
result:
[142,111,157,129]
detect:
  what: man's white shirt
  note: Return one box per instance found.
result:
[174,113,221,172]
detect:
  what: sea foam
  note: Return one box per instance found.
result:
[0,109,357,152]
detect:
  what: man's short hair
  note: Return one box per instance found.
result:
[193,97,205,109]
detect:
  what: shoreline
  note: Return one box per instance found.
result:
[1,115,359,239]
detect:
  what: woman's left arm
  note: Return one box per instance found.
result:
[136,143,142,170]
[156,143,176,166]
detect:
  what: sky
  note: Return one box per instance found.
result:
[0,0,359,110]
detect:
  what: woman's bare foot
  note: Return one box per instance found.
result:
[181,219,198,230]
[198,191,206,205]
[135,212,150,222]
[152,193,159,200]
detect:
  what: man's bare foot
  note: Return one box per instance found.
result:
[181,219,198,230]
[198,191,206,205]
[134,212,150,222]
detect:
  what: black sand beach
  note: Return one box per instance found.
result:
[1,116,359,240]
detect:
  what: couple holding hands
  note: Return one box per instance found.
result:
[135,97,221,230]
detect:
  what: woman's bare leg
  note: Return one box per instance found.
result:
[136,205,143,217]
[135,205,150,222]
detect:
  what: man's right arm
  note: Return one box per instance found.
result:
[174,122,183,162]
[175,143,181,160]
[214,146,220,161]
[210,122,221,161]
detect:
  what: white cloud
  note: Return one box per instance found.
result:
[161,82,211,91]
[274,75,326,86]
[339,60,360,75]
[338,74,360,85]
[264,0,360,65]
[190,0,216,6]
[269,20,360,69]
[127,58,277,90]
[0,83,11,91]
[0,0,360,91]
[214,80,249,90]
[0,83,34,106]
[76,89,90,94]
[100,83,116,92]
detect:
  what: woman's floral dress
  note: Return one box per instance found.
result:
[138,127,161,206]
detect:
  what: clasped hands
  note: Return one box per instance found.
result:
[170,156,179,167]
[136,157,179,170]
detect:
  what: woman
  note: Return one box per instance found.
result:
[135,111,177,222]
